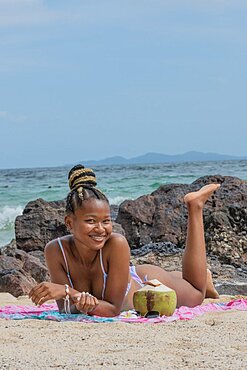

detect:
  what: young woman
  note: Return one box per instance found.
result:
[29,164,220,317]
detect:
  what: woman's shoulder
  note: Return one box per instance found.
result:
[107,232,128,244]
[104,232,130,255]
[45,235,72,256]
[103,233,130,270]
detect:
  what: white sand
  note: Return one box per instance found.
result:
[0,294,247,369]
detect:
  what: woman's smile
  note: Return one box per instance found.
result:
[89,234,107,242]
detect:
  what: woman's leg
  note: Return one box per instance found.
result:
[169,269,219,299]
[135,184,220,307]
[182,184,220,300]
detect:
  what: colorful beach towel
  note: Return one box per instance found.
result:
[0,299,246,323]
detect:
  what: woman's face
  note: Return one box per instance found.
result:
[66,198,112,250]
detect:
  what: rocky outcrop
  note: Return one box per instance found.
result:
[0,240,50,297]
[117,175,247,267]
[15,199,67,252]
[0,269,36,297]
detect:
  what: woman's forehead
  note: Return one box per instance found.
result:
[75,198,110,215]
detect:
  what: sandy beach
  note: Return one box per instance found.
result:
[1,294,247,369]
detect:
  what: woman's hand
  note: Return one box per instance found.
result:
[29,282,66,305]
[72,292,99,314]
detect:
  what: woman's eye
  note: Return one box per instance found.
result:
[85,219,95,223]
[103,219,111,224]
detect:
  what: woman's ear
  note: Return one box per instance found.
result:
[65,215,72,232]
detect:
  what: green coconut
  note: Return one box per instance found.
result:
[133,279,177,317]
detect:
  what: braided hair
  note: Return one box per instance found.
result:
[66,164,109,214]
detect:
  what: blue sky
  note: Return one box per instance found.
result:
[0,0,246,169]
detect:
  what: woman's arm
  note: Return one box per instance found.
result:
[29,240,81,311]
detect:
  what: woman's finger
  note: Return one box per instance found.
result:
[37,293,51,306]
[30,286,48,305]
[80,292,91,312]
[30,283,54,305]
[37,296,45,306]
[72,293,81,303]
[93,296,99,306]
[83,293,93,312]
[33,292,46,306]
[86,295,97,313]
[75,292,95,313]
[30,283,47,297]
[80,292,86,305]
[29,283,43,298]
[86,296,98,313]
[75,292,86,312]
[85,293,99,313]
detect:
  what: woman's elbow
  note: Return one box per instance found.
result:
[88,305,121,317]
[111,307,121,317]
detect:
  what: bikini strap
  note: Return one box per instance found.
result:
[99,249,107,276]
[99,249,107,299]
[57,238,74,288]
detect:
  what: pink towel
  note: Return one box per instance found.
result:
[0,299,246,323]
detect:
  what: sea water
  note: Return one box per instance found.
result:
[0,160,246,247]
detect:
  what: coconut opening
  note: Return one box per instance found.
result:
[140,282,174,292]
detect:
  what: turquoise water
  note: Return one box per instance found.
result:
[0,160,246,246]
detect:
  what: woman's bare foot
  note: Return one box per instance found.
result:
[205,269,219,299]
[184,184,221,209]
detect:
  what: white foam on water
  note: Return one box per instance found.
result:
[108,196,129,205]
[0,205,23,230]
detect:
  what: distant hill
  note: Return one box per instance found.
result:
[83,151,247,166]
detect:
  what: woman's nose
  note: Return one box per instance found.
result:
[95,222,104,231]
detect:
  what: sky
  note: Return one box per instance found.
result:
[0,0,247,169]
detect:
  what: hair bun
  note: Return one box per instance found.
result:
[68,164,97,191]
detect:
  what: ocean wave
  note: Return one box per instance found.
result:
[108,196,128,205]
[0,205,23,230]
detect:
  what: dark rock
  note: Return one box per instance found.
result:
[22,254,50,283]
[0,269,36,297]
[112,221,125,236]
[0,255,23,270]
[15,249,29,261]
[131,242,182,257]
[215,282,247,296]
[110,205,119,221]
[0,239,16,256]
[29,250,46,265]
[15,198,68,252]
[0,242,49,295]
[130,248,184,273]
[117,175,247,267]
